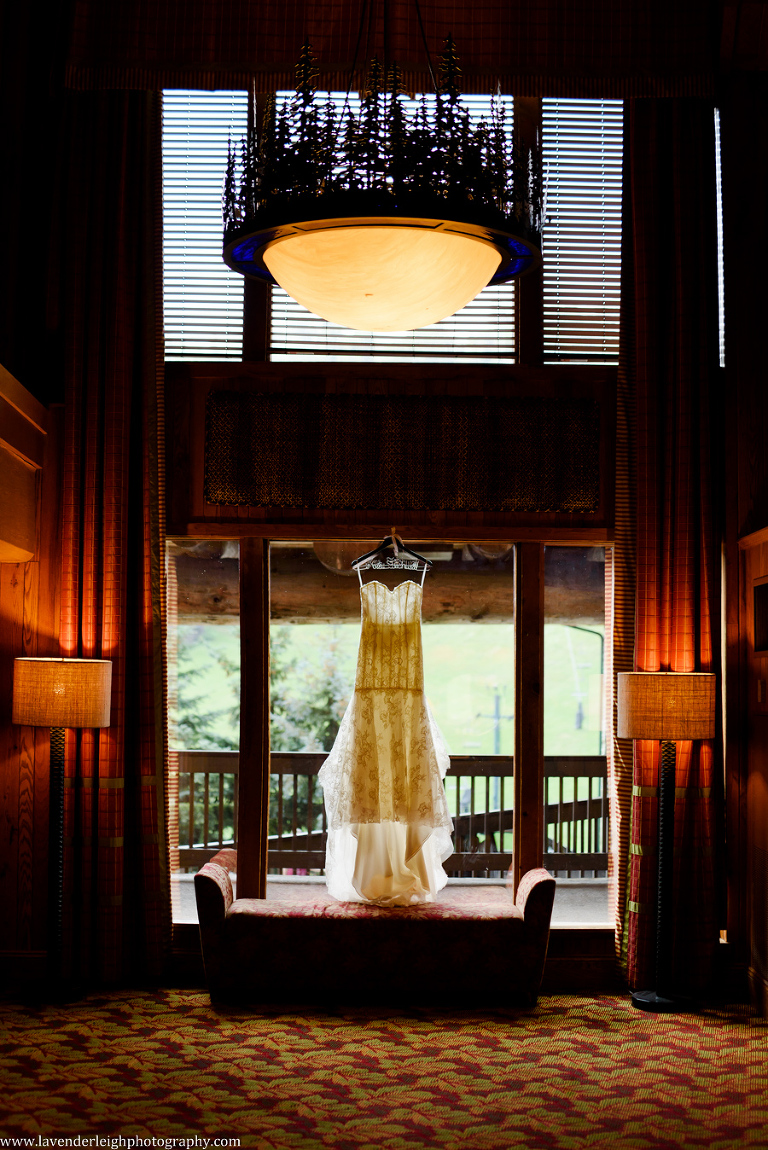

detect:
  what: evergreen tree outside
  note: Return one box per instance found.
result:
[173,624,239,855]
[173,622,354,852]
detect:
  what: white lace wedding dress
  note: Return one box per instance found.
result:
[318,579,454,906]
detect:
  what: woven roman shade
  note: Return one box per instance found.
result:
[204,390,601,512]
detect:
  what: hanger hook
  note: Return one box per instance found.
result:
[390,527,398,556]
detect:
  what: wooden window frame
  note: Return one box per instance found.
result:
[234,536,607,901]
[163,92,621,983]
[243,95,621,370]
[166,391,616,983]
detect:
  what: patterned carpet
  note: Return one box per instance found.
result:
[1,991,767,1148]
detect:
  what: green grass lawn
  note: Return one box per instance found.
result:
[171,617,604,760]
[171,613,606,855]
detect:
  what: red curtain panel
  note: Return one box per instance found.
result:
[620,99,722,993]
[609,339,636,971]
[56,91,170,983]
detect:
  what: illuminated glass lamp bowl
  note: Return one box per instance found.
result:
[223,208,541,332]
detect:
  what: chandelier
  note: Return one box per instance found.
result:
[222,36,543,333]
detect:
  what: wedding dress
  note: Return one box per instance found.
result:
[318,575,454,906]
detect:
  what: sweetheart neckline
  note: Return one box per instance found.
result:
[361,580,421,595]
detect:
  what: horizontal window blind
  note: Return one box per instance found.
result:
[715,108,725,368]
[163,90,247,361]
[542,100,623,365]
[161,93,625,366]
[270,282,515,363]
[269,93,516,364]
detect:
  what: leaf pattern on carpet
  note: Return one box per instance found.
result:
[1,992,767,1148]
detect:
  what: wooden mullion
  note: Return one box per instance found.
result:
[243,282,272,362]
[242,87,273,362]
[237,538,271,897]
[513,542,545,889]
[514,97,544,367]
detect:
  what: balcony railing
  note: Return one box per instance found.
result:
[174,750,608,878]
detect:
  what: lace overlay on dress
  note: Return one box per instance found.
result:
[318,581,454,906]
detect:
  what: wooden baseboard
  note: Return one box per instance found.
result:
[542,926,624,993]
[169,923,205,986]
[542,958,625,994]
[748,967,768,1017]
[0,950,47,993]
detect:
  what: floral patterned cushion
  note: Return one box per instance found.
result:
[514,868,555,915]
[228,884,523,922]
[196,858,236,912]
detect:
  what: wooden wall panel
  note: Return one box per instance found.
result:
[741,540,768,1013]
[721,76,768,993]
[722,78,768,541]
[0,363,48,564]
[0,561,24,936]
[0,405,61,970]
[0,451,38,561]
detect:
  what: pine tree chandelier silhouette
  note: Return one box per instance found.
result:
[223,28,543,333]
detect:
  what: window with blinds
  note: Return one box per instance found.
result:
[163,90,247,361]
[541,99,623,365]
[714,108,725,368]
[161,92,624,365]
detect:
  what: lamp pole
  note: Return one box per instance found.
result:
[633,737,677,1010]
[617,672,716,1013]
[48,726,66,978]
[12,658,112,989]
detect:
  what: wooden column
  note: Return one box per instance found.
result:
[243,282,271,362]
[237,538,271,898]
[721,75,768,983]
[513,541,545,890]
[242,88,273,362]
[514,97,544,368]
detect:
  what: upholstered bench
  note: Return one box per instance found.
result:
[194,848,556,1006]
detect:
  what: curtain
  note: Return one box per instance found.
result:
[617,99,722,992]
[55,90,170,983]
[64,0,718,95]
[608,285,636,971]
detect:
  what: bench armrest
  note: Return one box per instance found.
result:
[513,868,556,937]
[194,848,237,926]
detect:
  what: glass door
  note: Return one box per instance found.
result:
[266,540,516,895]
[166,538,240,922]
[543,545,610,924]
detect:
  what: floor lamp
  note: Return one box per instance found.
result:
[12,657,112,984]
[617,671,716,1013]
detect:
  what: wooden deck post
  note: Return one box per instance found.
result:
[514,542,545,891]
[237,538,271,898]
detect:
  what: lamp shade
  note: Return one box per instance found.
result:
[262,225,503,332]
[617,672,716,741]
[12,658,112,728]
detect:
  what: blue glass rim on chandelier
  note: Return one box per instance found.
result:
[223,198,540,288]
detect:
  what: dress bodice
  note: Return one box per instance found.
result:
[319,576,453,905]
[354,581,424,690]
